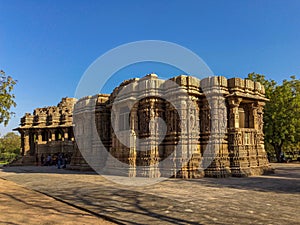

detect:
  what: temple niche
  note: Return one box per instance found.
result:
[14,74,273,178]
[14,98,77,165]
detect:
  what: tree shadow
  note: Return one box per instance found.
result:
[184,164,300,194]
[1,165,96,175]
[1,164,299,224]
[51,186,203,225]
[0,221,18,225]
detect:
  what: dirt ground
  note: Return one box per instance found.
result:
[0,178,114,225]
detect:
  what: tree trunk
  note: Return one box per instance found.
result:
[273,144,282,162]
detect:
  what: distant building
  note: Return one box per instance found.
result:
[14,98,77,165]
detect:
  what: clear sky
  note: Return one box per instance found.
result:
[1,0,300,135]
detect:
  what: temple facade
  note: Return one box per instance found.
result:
[72,74,272,178]
[15,74,272,178]
[14,98,77,165]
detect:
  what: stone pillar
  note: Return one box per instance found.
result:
[22,130,30,156]
[255,101,269,169]
[149,99,161,178]
[64,129,69,140]
[203,94,230,178]
[28,131,36,156]
[228,97,242,129]
[128,105,137,177]
[256,102,265,133]
[179,98,189,179]
[51,130,56,141]
[228,97,251,176]
[37,130,43,143]
[160,101,177,178]
[186,97,203,178]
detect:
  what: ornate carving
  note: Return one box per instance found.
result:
[15,75,271,177]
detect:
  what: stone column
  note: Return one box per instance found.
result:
[61,128,68,141]
[160,101,177,178]
[148,99,160,178]
[255,101,269,168]
[228,97,242,129]
[203,94,230,178]
[51,130,56,141]
[29,131,36,156]
[22,130,30,156]
[186,97,202,178]
[37,130,43,143]
[128,105,137,177]
[248,103,259,168]
[228,97,251,176]
[256,102,265,133]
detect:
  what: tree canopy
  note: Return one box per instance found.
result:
[0,70,17,126]
[0,132,21,163]
[247,73,300,161]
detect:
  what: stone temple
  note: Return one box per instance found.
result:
[15,74,273,178]
[14,98,77,165]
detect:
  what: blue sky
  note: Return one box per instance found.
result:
[1,0,300,135]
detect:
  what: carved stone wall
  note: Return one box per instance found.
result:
[14,98,77,165]
[15,74,272,177]
[72,74,272,177]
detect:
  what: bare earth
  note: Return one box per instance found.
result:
[0,163,299,225]
[0,178,114,225]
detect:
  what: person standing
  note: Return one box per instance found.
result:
[35,154,39,166]
[41,154,45,166]
[46,154,51,166]
[57,153,63,169]
[62,153,67,169]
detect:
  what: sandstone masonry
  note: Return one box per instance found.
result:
[15,75,273,177]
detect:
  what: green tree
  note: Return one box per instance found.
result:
[0,70,17,126]
[0,132,21,163]
[247,73,300,162]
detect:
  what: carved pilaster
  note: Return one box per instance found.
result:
[228,97,242,129]
[256,102,265,134]
[203,94,230,178]
[129,105,138,177]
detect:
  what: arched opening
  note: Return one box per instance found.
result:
[55,130,63,141]
[41,130,47,142]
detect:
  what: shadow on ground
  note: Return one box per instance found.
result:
[0,163,299,224]
[185,164,300,194]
